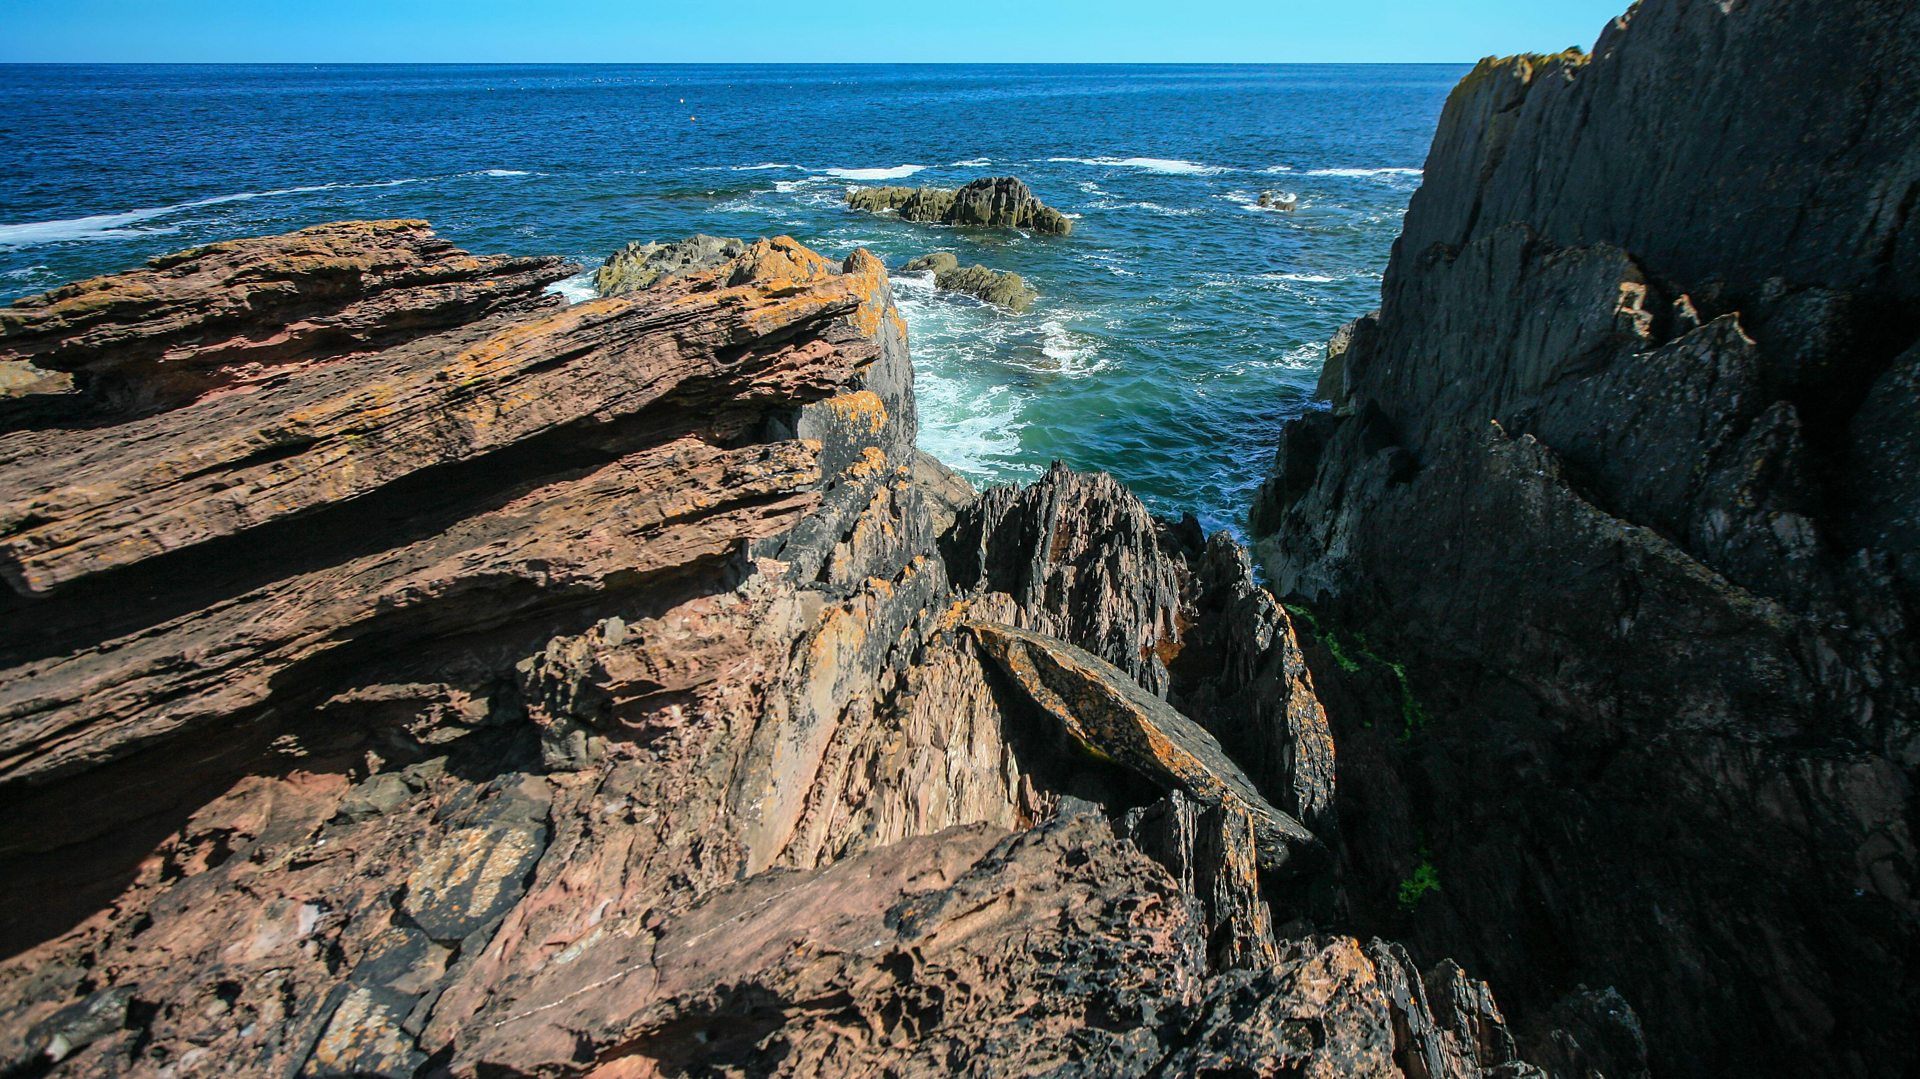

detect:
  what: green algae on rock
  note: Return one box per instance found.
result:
[904,252,1036,312]
[847,176,1072,236]
[594,234,747,296]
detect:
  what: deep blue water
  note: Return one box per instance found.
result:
[0,64,1464,532]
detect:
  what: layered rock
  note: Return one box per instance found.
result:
[846,176,1073,236]
[0,224,1541,1077]
[1252,1,1919,1074]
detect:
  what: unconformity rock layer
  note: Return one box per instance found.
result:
[0,220,1597,1077]
[1254,0,1919,1075]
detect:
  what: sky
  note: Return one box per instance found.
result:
[0,1,1631,64]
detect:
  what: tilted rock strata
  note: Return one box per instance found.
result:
[0,219,572,418]
[0,224,1541,1076]
[1254,1,1919,1074]
[970,621,1320,871]
[847,176,1073,236]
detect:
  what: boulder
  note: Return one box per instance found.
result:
[904,253,1036,312]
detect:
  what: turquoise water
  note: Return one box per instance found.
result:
[0,64,1463,532]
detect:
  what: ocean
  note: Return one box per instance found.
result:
[0,63,1463,533]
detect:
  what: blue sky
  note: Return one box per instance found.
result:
[1,1,1629,63]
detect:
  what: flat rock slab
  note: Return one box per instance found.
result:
[968,620,1318,871]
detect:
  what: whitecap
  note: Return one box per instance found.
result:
[825,164,928,181]
[1037,319,1108,375]
[474,169,531,177]
[1303,167,1424,178]
[1048,156,1226,175]
[1261,165,1298,174]
[0,178,429,249]
[949,157,992,167]
[544,270,599,305]
[1260,272,1341,283]
[732,163,803,171]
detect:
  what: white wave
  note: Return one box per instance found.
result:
[1261,272,1341,283]
[1304,167,1424,178]
[949,157,992,167]
[475,169,530,177]
[733,162,802,171]
[544,270,599,305]
[1048,156,1226,175]
[0,178,428,249]
[890,271,938,293]
[825,164,928,181]
[1038,319,1108,375]
[1261,165,1298,174]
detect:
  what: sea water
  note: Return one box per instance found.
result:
[0,63,1462,532]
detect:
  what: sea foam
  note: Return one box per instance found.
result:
[0,178,427,249]
[824,165,928,180]
[1048,156,1226,175]
[1304,167,1423,178]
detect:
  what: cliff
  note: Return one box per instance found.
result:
[0,222,1560,1076]
[1252,0,1919,1074]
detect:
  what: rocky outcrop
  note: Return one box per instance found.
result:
[1252,1,1919,1075]
[846,176,1073,236]
[0,220,571,419]
[0,224,1541,1076]
[903,252,1038,312]
[593,233,748,295]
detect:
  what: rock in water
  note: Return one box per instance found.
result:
[1252,1,1920,1074]
[593,233,748,295]
[904,253,1036,312]
[0,224,1554,1076]
[1258,189,1297,211]
[846,175,1073,235]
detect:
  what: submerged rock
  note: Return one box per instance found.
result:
[847,175,1073,235]
[1258,189,1298,211]
[593,233,747,295]
[904,252,1037,312]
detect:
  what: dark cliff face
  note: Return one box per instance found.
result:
[0,224,1555,1076]
[1253,1,1919,1074]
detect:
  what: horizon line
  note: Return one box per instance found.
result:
[0,59,1490,67]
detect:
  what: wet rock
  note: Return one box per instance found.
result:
[903,252,1038,312]
[1259,189,1298,211]
[847,176,1073,235]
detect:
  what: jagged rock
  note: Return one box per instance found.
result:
[0,223,1530,1077]
[1258,190,1298,211]
[593,233,747,295]
[969,621,1320,871]
[903,252,1038,312]
[0,219,572,418]
[1252,1,1920,1073]
[846,176,1073,236]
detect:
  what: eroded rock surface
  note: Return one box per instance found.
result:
[903,252,1037,312]
[846,176,1073,236]
[0,223,1535,1076]
[1253,1,1919,1074]
[594,234,748,296]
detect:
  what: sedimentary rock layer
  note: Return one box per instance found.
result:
[0,225,1552,1077]
[1253,1,1919,1074]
